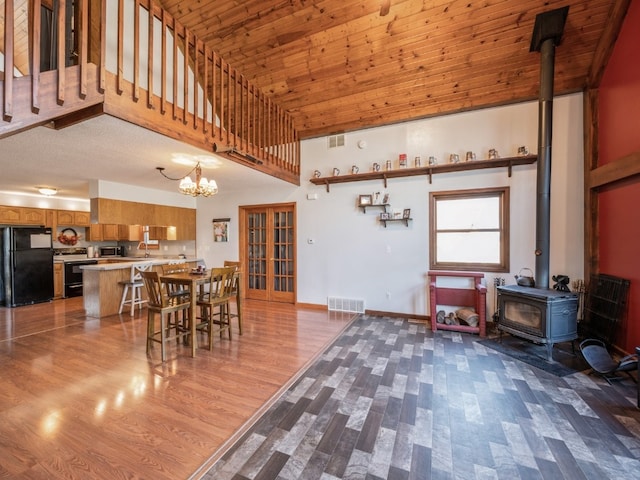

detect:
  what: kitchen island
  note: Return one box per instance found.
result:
[81,258,200,318]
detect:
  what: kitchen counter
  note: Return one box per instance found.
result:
[82,258,201,318]
[81,257,202,271]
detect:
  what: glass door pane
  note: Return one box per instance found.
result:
[247,212,267,293]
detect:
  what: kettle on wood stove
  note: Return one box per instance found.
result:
[515,268,535,287]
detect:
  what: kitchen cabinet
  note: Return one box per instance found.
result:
[57,210,90,226]
[0,206,51,225]
[91,198,196,240]
[102,224,119,241]
[0,206,21,223]
[87,224,124,241]
[148,226,167,240]
[87,224,103,241]
[118,224,142,241]
[22,208,50,225]
[53,263,63,298]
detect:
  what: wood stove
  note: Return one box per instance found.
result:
[497,285,578,360]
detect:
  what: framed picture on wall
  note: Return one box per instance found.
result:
[358,194,373,206]
[212,218,230,242]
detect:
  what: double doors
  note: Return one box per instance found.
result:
[240,203,295,303]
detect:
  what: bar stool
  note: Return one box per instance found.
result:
[118,262,153,316]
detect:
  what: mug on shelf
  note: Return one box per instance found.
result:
[332,167,340,176]
[372,162,381,172]
[517,146,529,156]
[450,154,460,164]
[488,148,499,159]
[351,165,359,174]
[465,151,476,162]
[313,169,321,178]
[428,156,437,166]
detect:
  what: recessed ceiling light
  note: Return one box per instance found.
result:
[38,187,58,196]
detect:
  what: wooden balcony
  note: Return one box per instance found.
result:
[0,0,300,185]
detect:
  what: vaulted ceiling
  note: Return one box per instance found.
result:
[157,0,625,139]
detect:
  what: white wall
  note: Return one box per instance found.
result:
[195,93,585,317]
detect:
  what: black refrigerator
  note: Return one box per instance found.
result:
[0,226,54,307]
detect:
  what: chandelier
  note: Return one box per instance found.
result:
[156,162,218,197]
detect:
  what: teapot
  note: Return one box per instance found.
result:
[514,268,535,287]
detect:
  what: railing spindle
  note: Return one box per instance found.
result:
[133,0,140,101]
[79,0,88,98]
[147,1,154,108]
[31,0,42,112]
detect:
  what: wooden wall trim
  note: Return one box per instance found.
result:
[583,89,599,280]
[589,150,640,188]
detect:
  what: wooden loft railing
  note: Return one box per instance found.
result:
[0,0,104,135]
[0,0,300,185]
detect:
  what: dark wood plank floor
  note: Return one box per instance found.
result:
[203,316,640,480]
[0,297,355,479]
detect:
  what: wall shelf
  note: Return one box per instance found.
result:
[359,203,389,214]
[310,155,537,192]
[380,217,411,227]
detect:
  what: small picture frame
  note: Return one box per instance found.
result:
[403,208,411,219]
[212,218,230,242]
[382,193,390,204]
[358,194,373,206]
[380,212,390,220]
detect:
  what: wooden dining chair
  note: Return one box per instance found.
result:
[196,266,235,350]
[161,261,190,301]
[223,260,243,335]
[141,271,191,362]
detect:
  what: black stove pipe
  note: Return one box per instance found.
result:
[534,39,555,289]
[530,6,569,289]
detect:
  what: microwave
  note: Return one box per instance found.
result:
[99,246,123,257]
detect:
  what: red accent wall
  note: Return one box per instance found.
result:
[598,0,640,352]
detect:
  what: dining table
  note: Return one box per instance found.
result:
[159,268,242,357]
[160,270,211,357]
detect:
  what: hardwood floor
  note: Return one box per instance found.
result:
[0,297,356,479]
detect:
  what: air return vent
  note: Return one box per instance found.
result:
[328,296,365,313]
[327,134,345,149]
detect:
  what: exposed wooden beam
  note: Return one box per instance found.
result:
[50,102,104,130]
[589,150,640,189]
[587,0,632,87]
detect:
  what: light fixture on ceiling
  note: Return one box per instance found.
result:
[38,187,58,196]
[156,162,218,197]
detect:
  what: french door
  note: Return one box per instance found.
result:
[240,203,296,303]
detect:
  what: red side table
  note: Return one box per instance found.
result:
[428,270,487,337]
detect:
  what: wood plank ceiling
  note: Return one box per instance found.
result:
[157,0,622,139]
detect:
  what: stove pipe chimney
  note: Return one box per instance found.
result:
[529,6,569,289]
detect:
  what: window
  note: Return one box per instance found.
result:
[430,187,509,272]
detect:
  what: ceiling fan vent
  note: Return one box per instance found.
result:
[327,134,345,149]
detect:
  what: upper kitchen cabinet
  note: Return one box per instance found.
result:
[118,225,142,241]
[56,210,91,226]
[0,206,52,226]
[91,198,196,240]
